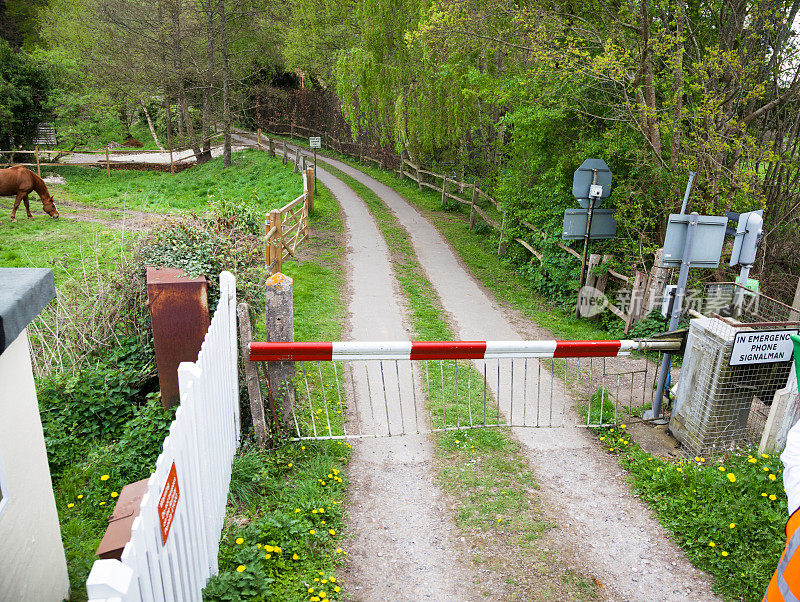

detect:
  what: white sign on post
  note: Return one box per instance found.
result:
[309,136,321,149]
[730,329,799,366]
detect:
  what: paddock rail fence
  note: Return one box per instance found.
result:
[86,271,240,602]
[265,166,315,275]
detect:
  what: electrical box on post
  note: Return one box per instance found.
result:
[730,210,763,267]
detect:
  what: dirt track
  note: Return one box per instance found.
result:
[275,140,721,601]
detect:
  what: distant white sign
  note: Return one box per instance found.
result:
[309,137,321,149]
[730,329,798,366]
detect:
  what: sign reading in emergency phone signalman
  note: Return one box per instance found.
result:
[309,137,321,149]
[158,462,180,545]
[731,329,799,366]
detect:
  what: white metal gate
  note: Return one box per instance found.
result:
[248,339,680,440]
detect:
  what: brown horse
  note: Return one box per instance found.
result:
[0,166,59,222]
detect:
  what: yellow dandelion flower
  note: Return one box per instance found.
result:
[320,593,327,599]
[257,544,262,549]
[330,578,336,583]
[264,545,273,552]
[293,553,300,560]
[321,579,328,584]
[708,541,715,547]
[721,551,729,557]
[748,458,757,463]
[295,508,301,513]
[100,474,110,481]
[677,467,683,473]
[327,474,333,478]
[319,508,325,513]
[763,453,770,458]
[730,523,736,529]
[769,474,777,481]
[99,501,106,506]
[310,529,316,535]
[718,466,726,472]
[77,494,84,499]
[694,456,701,462]
[770,494,777,501]
[657,468,663,472]
[301,446,306,450]
[609,448,614,452]
[762,492,768,497]
[312,509,318,514]
[308,587,314,593]
[67,503,75,508]
[727,473,736,482]
[497,518,502,523]
[620,424,626,429]
[335,548,343,554]
[764,466,770,472]
[288,463,293,468]
[236,565,246,572]
[274,546,282,554]
[235,537,244,544]
[334,586,341,592]
[111,492,119,498]
[311,598,320,602]
[329,529,335,535]
[600,436,605,441]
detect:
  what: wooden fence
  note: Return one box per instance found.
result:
[0,133,225,176]
[266,166,315,275]
[85,272,240,602]
[258,122,673,331]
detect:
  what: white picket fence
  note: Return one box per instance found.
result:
[86,271,240,601]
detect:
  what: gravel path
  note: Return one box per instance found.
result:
[306,152,721,602]
[313,166,484,600]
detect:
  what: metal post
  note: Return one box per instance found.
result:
[313,149,317,194]
[649,211,699,420]
[733,264,752,317]
[679,171,696,214]
[575,195,597,318]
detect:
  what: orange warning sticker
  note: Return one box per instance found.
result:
[158,462,180,545]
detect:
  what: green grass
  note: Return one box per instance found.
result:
[42,149,303,215]
[0,214,124,285]
[207,178,352,601]
[322,162,599,599]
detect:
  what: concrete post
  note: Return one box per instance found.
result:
[759,375,799,453]
[265,273,296,427]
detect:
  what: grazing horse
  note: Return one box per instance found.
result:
[0,166,59,222]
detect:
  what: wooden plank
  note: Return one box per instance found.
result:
[585,254,601,289]
[607,303,627,319]
[514,238,543,261]
[472,205,501,230]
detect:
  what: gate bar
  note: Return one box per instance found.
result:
[249,339,680,362]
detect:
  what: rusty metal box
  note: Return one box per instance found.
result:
[95,478,149,560]
[146,267,210,408]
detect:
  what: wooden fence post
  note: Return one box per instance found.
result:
[595,253,613,296]
[237,302,269,447]
[257,128,262,149]
[265,273,296,428]
[105,145,110,178]
[469,184,477,230]
[398,156,403,180]
[304,166,315,213]
[624,270,647,333]
[282,141,288,165]
[291,122,295,139]
[417,164,423,190]
[498,213,508,254]
[441,175,448,206]
[35,146,40,177]
[269,137,275,157]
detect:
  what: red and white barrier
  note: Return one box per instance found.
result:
[248,339,664,362]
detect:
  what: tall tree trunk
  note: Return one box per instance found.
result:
[670,1,684,171]
[218,0,231,167]
[169,0,203,161]
[140,99,165,151]
[200,0,214,163]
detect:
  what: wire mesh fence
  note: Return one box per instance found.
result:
[669,284,800,457]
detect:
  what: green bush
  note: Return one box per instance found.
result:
[38,336,157,481]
